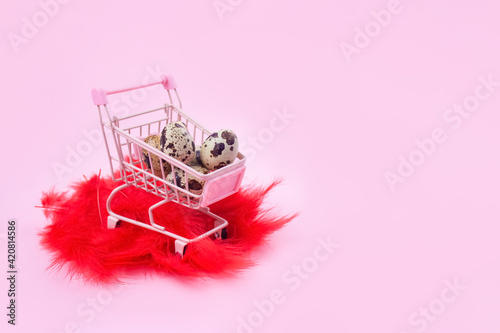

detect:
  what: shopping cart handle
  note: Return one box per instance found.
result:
[91,87,108,106]
[91,74,177,106]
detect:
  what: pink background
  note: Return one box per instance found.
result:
[2,0,500,332]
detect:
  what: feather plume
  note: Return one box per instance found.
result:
[39,175,296,284]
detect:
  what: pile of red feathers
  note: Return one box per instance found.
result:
[39,174,295,283]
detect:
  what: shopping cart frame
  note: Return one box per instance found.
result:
[91,74,246,257]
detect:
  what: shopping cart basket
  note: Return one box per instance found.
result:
[91,74,246,257]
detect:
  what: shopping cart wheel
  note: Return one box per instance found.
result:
[214,227,228,240]
[175,240,188,258]
[221,227,228,240]
[107,216,120,229]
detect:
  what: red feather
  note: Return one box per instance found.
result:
[39,175,296,284]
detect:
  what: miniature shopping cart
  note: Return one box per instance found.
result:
[91,74,246,257]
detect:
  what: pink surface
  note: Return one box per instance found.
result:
[1,0,499,332]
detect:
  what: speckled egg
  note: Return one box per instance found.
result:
[142,134,171,178]
[200,129,239,170]
[160,121,195,164]
[166,165,210,195]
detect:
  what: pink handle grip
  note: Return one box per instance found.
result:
[91,74,177,106]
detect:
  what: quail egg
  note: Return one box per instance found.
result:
[166,165,210,195]
[160,121,195,164]
[142,134,171,178]
[200,129,239,170]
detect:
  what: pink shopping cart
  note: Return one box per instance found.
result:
[91,74,246,257]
